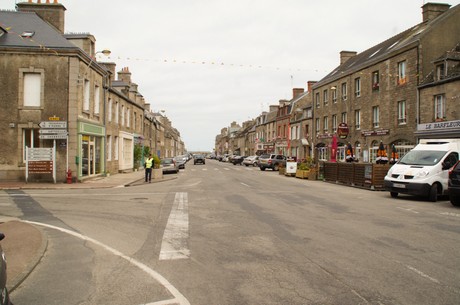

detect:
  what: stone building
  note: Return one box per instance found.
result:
[311,3,460,163]
[0,1,184,182]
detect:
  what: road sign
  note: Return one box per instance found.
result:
[39,121,67,129]
[39,129,68,134]
[39,134,68,140]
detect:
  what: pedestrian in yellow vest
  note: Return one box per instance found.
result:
[144,154,154,183]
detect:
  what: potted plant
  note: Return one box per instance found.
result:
[152,154,163,179]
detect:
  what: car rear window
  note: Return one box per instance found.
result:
[260,154,270,158]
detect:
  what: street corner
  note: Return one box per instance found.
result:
[0,219,48,292]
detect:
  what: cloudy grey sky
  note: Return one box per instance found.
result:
[2,0,460,151]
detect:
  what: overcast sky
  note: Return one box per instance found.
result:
[2,0,460,152]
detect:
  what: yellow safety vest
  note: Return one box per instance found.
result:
[145,158,153,168]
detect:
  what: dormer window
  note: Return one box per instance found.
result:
[21,31,35,38]
[436,64,445,81]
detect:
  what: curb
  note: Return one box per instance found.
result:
[8,222,48,293]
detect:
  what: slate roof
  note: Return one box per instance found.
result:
[0,10,76,50]
[314,4,460,88]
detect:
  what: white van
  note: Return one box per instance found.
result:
[384,139,460,202]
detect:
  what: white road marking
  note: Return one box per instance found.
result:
[440,212,460,217]
[23,220,190,305]
[405,265,440,284]
[396,207,419,214]
[223,168,230,171]
[159,192,190,260]
[240,182,250,187]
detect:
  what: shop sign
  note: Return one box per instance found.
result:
[361,129,390,137]
[317,133,333,139]
[337,123,349,139]
[418,119,460,131]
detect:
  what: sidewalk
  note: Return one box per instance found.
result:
[0,170,177,294]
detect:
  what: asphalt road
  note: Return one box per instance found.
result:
[4,160,460,305]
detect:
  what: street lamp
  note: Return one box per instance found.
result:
[80,49,111,80]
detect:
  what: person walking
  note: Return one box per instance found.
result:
[144,154,154,183]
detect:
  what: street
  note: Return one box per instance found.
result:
[2,160,460,305]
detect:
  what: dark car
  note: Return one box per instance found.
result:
[231,155,246,165]
[0,233,11,305]
[174,155,187,169]
[193,154,206,165]
[449,160,460,206]
[258,154,286,171]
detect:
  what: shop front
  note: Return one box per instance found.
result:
[78,122,105,180]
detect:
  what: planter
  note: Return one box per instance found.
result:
[279,168,286,175]
[307,169,317,180]
[296,169,310,179]
[152,168,163,180]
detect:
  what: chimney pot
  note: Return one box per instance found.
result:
[422,3,450,22]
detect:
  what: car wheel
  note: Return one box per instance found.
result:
[253,163,258,167]
[273,164,279,171]
[450,195,460,207]
[390,192,398,198]
[428,184,438,202]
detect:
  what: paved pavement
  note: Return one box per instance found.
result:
[0,170,176,294]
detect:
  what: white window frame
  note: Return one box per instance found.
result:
[23,73,41,107]
[115,101,119,124]
[323,89,328,106]
[22,128,40,162]
[341,82,347,100]
[114,136,119,160]
[332,114,337,133]
[434,94,446,120]
[108,99,112,122]
[121,105,125,126]
[373,106,380,128]
[83,80,90,111]
[315,118,320,135]
[355,110,361,130]
[107,135,112,161]
[398,61,407,85]
[94,85,100,115]
[315,92,320,108]
[355,77,361,97]
[341,112,347,124]
[126,108,130,128]
[398,101,406,124]
[323,116,328,133]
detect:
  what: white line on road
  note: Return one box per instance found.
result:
[440,212,460,217]
[159,192,190,260]
[23,220,190,305]
[223,168,230,171]
[396,207,419,214]
[240,182,250,187]
[405,265,440,284]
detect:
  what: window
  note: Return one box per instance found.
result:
[108,99,112,122]
[323,116,328,133]
[436,64,445,81]
[341,112,347,124]
[323,89,328,106]
[83,80,90,111]
[121,105,125,126]
[94,85,100,114]
[315,92,320,108]
[332,87,338,103]
[133,111,137,131]
[306,107,312,119]
[355,110,361,130]
[107,135,112,161]
[372,71,380,90]
[318,146,328,161]
[434,94,446,120]
[355,77,361,97]
[24,73,41,107]
[341,82,347,100]
[315,118,320,135]
[114,136,119,160]
[397,61,406,85]
[398,101,406,124]
[126,108,130,128]
[332,114,337,133]
[22,128,40,162]
[115,102,119,123]
[373,106,380,128]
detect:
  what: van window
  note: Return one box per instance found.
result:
[444,152,459,169]
[399,150,447,166]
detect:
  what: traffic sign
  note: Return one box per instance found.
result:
[39,134,68,140]
[39,121,67,129]
[39,129,68,134]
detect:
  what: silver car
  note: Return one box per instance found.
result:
[160,158,179,174]
[242,155,259,167]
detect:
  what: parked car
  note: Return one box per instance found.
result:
[160,158,179,174]
[242,155,259,167]
[0,233,11,305]
[449,160,460,206]
[231,155,246,165]
[174,155,187,169]
[258,154,286,171]
[193,154,206,165]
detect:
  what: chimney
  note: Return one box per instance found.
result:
[117,67,132,84]
[307,81,317,93]
[292,88,304,99]
[100,62,116,82]
[422,3,450,23]
[17,0,66,34]
[340,51,357,65]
